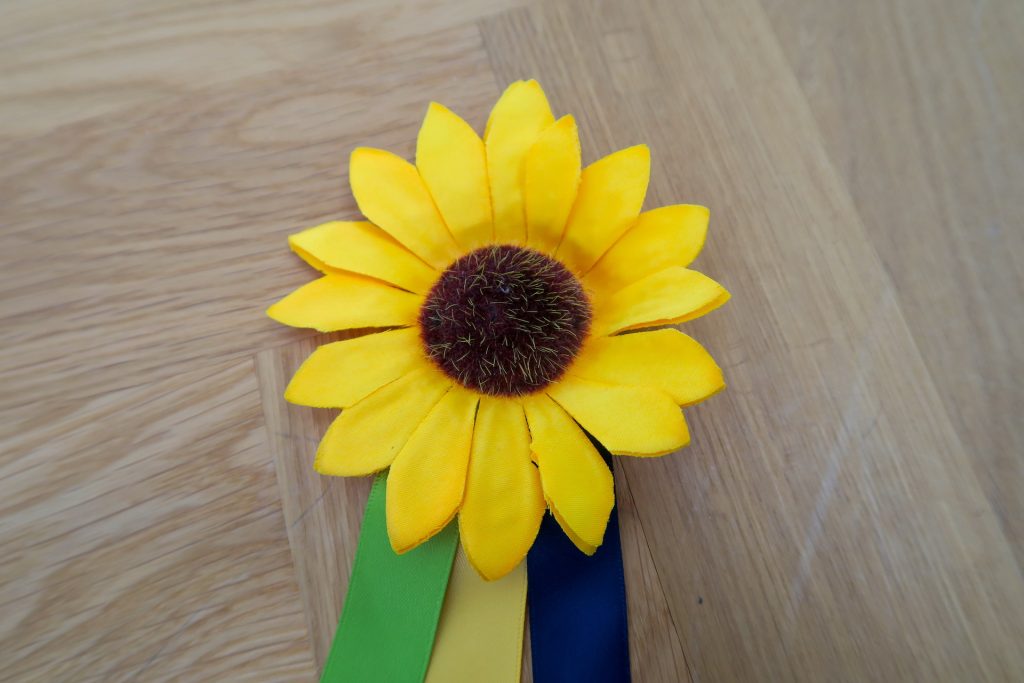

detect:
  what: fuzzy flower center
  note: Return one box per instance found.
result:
[419,245,592,396]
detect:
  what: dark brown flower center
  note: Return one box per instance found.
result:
[419,245,591,396]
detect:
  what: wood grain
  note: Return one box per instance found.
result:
[2,0,1022,680]
[0,0,528,140]
[256,335,373,677]
[0,359,315,681]
[481,0,1024,679]
[762,0,1024,569]
[0,14,500,683]
[0,22,497,415]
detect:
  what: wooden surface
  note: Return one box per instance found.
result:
[2,0,1022,680]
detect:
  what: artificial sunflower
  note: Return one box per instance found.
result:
[268,80,729,580]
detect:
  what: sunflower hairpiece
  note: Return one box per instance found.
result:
[269,79,729,580]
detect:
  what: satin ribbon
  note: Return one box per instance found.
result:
[321,473,458,682]
[425,546,528,682]
[527,450,631,682]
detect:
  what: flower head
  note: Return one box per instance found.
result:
[268,80,729,580]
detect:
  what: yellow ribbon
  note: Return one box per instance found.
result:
[425,546,528,682]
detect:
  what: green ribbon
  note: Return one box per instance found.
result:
[321,473,458,682]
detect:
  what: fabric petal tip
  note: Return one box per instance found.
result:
[459,519,533,582]
[702,282,731,311]
[610,143,650,168]
[387,505,462,557]
[286,235,326,268]
[460,525,534,581]
[426,100,450,115]
[683,287,730,323]
[564,534,599,556]
[610,446,676,458]
[387,535,416,556]
[314,457,379,478]
[419,101,458,133]
[314,437,382,478]
[286,226,326,247]
[282,384,310,407]
[551,507,604,556]
[576,532,603,556]
[349,145,399,173]
[601,268,731,333]
[683,379,727,407]
[349,145,377,161]
[605,418,691,455]
[265,302,307,329]
[548,113,578,138]
[313,449,341,476]
[311,456,338,477]
[387,523,444,557]
[587,142,650,179]
[348,146,373,173]
[466,553,522,582]
[283,382,338,409]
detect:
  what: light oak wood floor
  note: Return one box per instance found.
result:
[2,0,1022,680]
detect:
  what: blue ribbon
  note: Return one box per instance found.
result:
[527,446,631,683]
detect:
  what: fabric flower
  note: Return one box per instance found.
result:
[268,80,729,580]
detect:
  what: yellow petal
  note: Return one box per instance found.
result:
[591,266,730,335]
[547,376,689,456]
[459,397,545,580]
[315,366,452,476]
[525,115,581,253]
[584,205,709,297]
[523,394,613,554]
[570,329,724,406]
[285,328,428,408]
[349,147,461,269]
[556,145,650,274]
[485,80,555,244]
[387,386,478,553]
[288,221,437,294]
[417,103,493,251]
[266,273,421,332]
